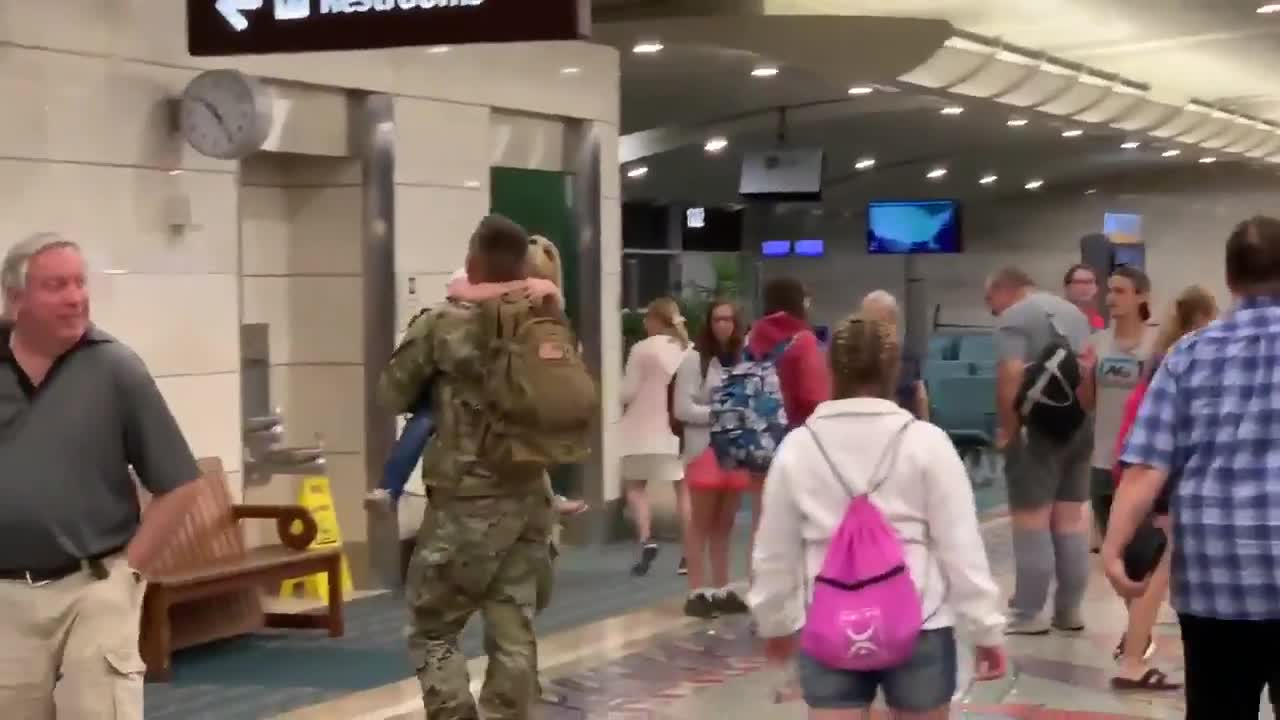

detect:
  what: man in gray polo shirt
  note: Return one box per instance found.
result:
[984,267,1094,636]
[0,233,201,719]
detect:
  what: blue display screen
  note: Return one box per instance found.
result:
[867,200,963,254]
[793,239,824,257]
[761,240,792,257]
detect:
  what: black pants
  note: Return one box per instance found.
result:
[1181,613,1280,718]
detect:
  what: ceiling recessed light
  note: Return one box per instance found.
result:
[427,45,450,53]
[926,167,948,179]
[940,106,964,115]
[625,166,648,179]
[1121,141,1141,149]
[1006,118,1028,127]
[1161,149,1182,157]
[1199,156,1218,164]
[854,157,876,170]
[1258,3,1280,13]
[847,86,874,95]
[751,66,779,78]
[1024,179,1045,190]
[979,174,998,185]
[633,41,664,54]
[704,137,729,153]
[1085,188,1098,195]
[560,67,581,75]
[1061,129,1084,137]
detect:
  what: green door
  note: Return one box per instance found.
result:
[490,167,579,498]
[489,167,578,326]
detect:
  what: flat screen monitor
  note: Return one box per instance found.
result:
[739,148,824,202]
[761,240,792,257]
[1112,244,1145,270]
[794,239,825,257]
[867,200,962,254]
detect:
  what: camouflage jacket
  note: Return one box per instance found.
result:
[378,299,543,497]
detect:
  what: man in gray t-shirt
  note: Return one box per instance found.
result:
[984,267,1095,635]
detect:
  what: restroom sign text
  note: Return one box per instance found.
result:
[189,0,589,56]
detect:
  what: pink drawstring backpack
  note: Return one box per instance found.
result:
[801,421,934,671]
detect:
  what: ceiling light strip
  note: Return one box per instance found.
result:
[904,31,1280,172]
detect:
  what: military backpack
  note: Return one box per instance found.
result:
[476,293,598,471]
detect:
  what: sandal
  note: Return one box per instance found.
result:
[1110,668,1182,691]
[1113,634,1156,662]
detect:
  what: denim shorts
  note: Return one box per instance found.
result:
[796,627,957,711]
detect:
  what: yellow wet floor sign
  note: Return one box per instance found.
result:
[280,476,354,600]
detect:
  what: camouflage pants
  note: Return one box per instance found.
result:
[407,492,553,720]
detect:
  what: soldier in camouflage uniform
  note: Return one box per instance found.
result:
[380,215,554,720]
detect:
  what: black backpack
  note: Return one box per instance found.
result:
[1015,306,1085,444]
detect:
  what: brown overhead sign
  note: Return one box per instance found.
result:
[188,0,590,56]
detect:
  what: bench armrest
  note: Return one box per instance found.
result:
[231,504,319,551]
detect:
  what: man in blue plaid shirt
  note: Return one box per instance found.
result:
[1104,215,1280,719]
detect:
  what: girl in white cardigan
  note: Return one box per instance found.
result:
[619,297,691,576]
[749,314,1007,716]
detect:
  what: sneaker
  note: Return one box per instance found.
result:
[714,589,750,615]
[1052,610,1086,633]
[677,557,688,576]
[683,592,717,619]
[1005,617,1051,636]
[631,542,659,577]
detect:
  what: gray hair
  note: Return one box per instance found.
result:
[986,266,1034,292]
[1,233,82,298]
[860,290,899,323]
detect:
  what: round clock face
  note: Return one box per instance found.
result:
[179,70,272,160]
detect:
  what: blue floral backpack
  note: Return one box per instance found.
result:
[708,339,792,473]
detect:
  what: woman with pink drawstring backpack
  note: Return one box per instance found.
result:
[749,313,1008,717]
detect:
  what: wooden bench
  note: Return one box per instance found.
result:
[139,457,345,682]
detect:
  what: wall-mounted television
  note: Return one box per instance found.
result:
[761,240,792,257]
[793,239,825,257]
[739,148,824,202]
[867,200,962,255]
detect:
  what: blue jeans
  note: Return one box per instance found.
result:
[796,627,957,711]
[381,405,433,501]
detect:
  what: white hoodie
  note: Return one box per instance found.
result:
[748,397,1005,649]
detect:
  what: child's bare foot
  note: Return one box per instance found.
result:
[364,489,394,512]
[554,496,588,516]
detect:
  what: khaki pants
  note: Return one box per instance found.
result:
[0,553,147,719]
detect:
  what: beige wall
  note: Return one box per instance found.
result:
[0,3,622,534]
[748,167,1280,330]
[239,154,367,546]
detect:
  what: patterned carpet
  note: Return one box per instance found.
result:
[145,477,1008,719]
[143,537,730,720]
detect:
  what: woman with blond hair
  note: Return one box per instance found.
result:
[750,313,1006,717]
[1108,284,1218,691]
[620,296,692,576]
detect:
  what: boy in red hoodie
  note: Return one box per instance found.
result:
[749,277,831,427]
[749,277,830,702]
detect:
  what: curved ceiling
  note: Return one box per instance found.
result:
[591,0,1280,207]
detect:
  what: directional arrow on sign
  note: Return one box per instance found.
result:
[216,0,264,32]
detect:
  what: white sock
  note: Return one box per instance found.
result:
[689,587,714,599]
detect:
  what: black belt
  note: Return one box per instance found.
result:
[0,546,127,584]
